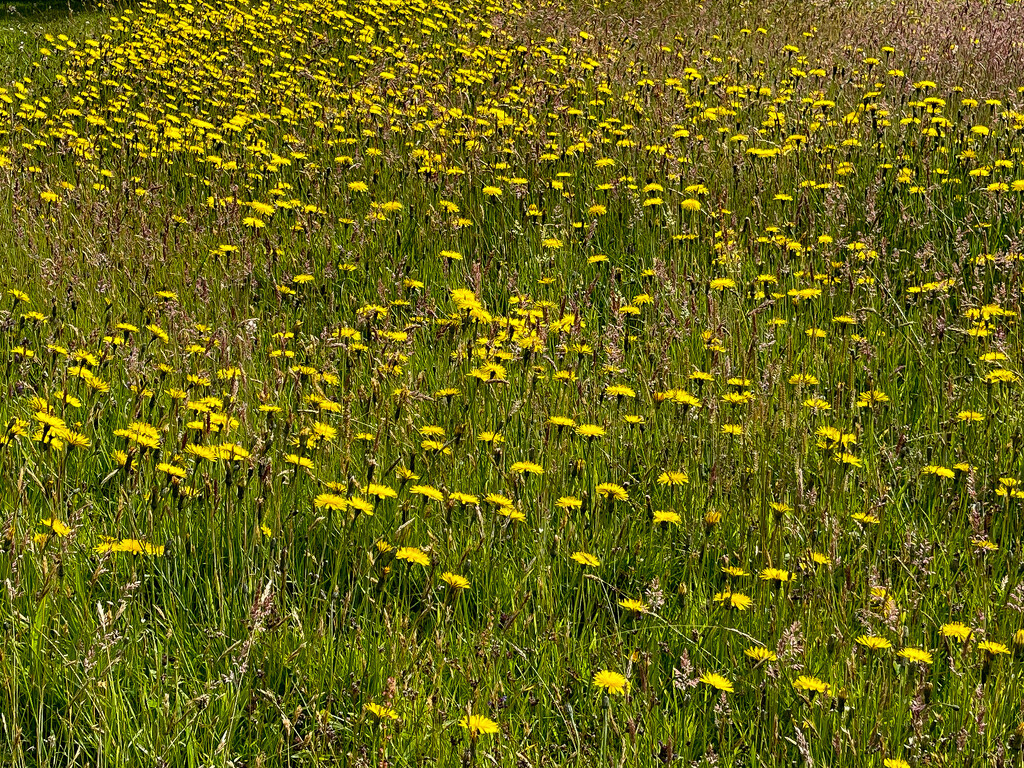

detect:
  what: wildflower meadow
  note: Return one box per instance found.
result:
[2,0,1024,765]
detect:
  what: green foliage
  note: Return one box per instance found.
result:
[1,0,1023,766]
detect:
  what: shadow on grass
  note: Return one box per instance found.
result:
[1,0,109,78]
[3,0,97,24]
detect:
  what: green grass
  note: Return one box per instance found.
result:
[0,1,106,74]
[0,0,1023,765]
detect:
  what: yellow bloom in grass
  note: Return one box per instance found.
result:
[596,483,628,501]
[592,670,629,695]
[366,703,399,720]
[941,622,973,642]
[759,568,793,583]
[510,461,544,475]
[898,647,934,665]
[710,278,736,291]
[314,493,348,511]
[657,471,689,486]
[884,759,911,768]
[653,510,681,525]
[40,518,71,537]
[571,551,601,567]
[793,675,830,695]
[618,598,649,614]
[722,566,749,577]
[978,641,1010,656]
[744,646,778,664]
[699,673,734,693]
[855,635,892,651]
[459,714,499,736]
[481,186,502,197]
[284,454,314,469]
[714,591,753,611]
[575,423,606,439]
[557,496,583,511]
[348,496,374,516]
[441,572,470,589]
[485,493,514,508]
[395,547,430,567]
[605,384,635,399]
[97,539,164,556]
[363,483,397,500]
[852,512,880,525]
[497,507,526,521]
[410,485,445,502]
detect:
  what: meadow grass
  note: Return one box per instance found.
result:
[1,0,1024,766]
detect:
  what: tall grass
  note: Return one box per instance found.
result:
[0,0,1023,765]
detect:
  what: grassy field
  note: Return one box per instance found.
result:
[2,0,1024,765]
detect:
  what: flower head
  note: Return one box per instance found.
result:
[459,714,499,736]
[592,670,629,696]
[699,673,734,693]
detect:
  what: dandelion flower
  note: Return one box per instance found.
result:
[571,551,601,567]
[699,673,734,693]
[459,714,499,736]
[898,647,933,665]
[365,703,398,720]
[855,635,892,651]
[941,622,973,642]
[441,572,470,589]
[395,547,430,567]
[592,670,629,695]
[793,675,829,695]
[618,598,649,614]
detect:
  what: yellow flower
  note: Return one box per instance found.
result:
[596,482,628,501]
[441,572,470,589]
[410,484,445,502]
[657,471,688,486]
[940,622,973,642]
[855,635,892,651]
[314,493,348,511]
[575,423,606,439]
[653,509,681,525]
[618,598,649,614]
[713,590,753,611]
[898,647,933,665]
[395,547,430,567]
[570,551,600,567]
[744,646,777,663]
[793,675,829,695]
[363,483,397,500]
[978,641,1010,656]
[592,670,629,695]
[365,703,398,720]
[699,673,734,693]
[510,461,544,475]
[40,518,71,537]
[459,714,499,736]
